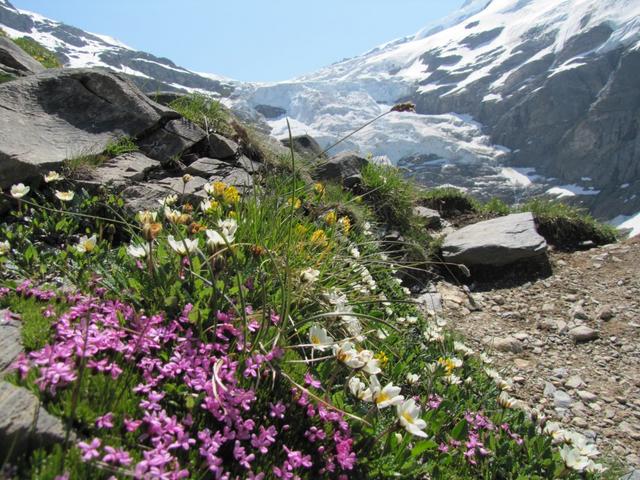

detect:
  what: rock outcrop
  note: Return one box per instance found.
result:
[442,212,548,267]
[313,151,369,184]
[0,68,183,187]
[0,36,44,76]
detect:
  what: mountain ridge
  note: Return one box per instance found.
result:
[1,0,639,226]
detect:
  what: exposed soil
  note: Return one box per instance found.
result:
[435,237,640,468]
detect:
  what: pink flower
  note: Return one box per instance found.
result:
[103,446,132,466]
[304,372,321,389]
[95,412,114,429]
[269,402,286,419]
[78,438,101,461]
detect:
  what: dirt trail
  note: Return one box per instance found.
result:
[437,237,640,468]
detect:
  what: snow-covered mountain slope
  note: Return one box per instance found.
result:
[2,0,639,222]
[0,0,235,95]
[233,0,640,221]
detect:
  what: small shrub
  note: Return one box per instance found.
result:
[12,37,62,68]
[519,198,617,249]
[169,92,229,134]
[482,197,511,216]
[103,135,138,158]
[63,151,108,179]
[420,187,480,218]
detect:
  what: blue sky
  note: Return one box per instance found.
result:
[11,0,463,82]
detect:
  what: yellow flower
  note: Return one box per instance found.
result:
[137,210,157,225]
[338,216,351,234]
[295,224,309,236]
[437,357,463,376]
[314,182,325,196]
[228,210,237,218]
[310,229,328,247]
[213,181,227,197]
[375,351,389,368]
[223,185,240,204]
[287,197,302,210]
[324,211,337,225]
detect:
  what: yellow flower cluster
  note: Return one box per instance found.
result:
[324,211,337,225]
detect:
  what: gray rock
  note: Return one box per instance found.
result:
[441,213,547,267]
[0,68,177,188]
[554,390,574,409]
[565,375,586,389]
[596,306,614,321]
[569,326,599,343]
[313,151,369,183]
[207,133,238,159]
[79,152,158,188]
[0,381,68,459]
[620,470,640,480]
[413,206,442,229]
[577,390,598,403]
[490,336,523,353]
[543,381,557,397]
[138,118,206,162]
[185,157,254,191]
[0,315,22,374]
[0,36,45,76]
[416,292,443,315]
[281,134,325,160]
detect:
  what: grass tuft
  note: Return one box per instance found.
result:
[518,198,617,249]
[419,187,480,218]
[103,135,138,158]
[12,37,62,69]
[169,93,229,135]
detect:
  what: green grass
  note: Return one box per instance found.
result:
[517,199,617,249]
[361,163,416,231]
[169,92,229,134]
[419,187,480,218]
[0,73,14,84]
[12,37,62,69]
[103,135,138,158]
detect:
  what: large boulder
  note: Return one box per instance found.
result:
[0,381,68,459]
[0,68,186,188]
[281,134,325,160]
[0,314,21,374]
[137,118,207,162]
[441,212,547,267]
[0,36,44,76]
[313,151,369,183]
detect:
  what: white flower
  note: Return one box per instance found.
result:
[397,398,428,438]
[127,243,150,259]
[376,329,388,340]
[349,246,360,259]
[559,445,590,472]
[358,350,381,375]
[0,240,10,255]
[333,342,365,369]
[406,316,418,324]
[585,460,606,474]
[453,341,474,356]
[205,229,226,250]
[159,194,178,206]
[167,235,198,255]
[369,376,404,409]
[182,174,193,184]
[444,374,462,385]
[480,352,493,364]
[322,289,348,307]
[348,377,371,401]
[44,171,63,183]
[164,207,182,223]
[568,432,600,458]
[137,210,157,224]
[406,373,420,385]
[54,190,74,202]
[423,325,444,342]
[76,234,97,253]
[308,325,333,351]
[497,391,515,408]
[217,218,237,239]
[200,199,214,212]
[300,268,320,284]
[10,183,30,199]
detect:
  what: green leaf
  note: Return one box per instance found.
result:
[451,419,467,441]
[411,439,437,457]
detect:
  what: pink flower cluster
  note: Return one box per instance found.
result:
[11,286,358,478]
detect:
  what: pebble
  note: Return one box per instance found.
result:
[490,336,523,354]
[577,390,598,403]
[568,326,599,343]
[565,375,586,390]
[554,390,573,409]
